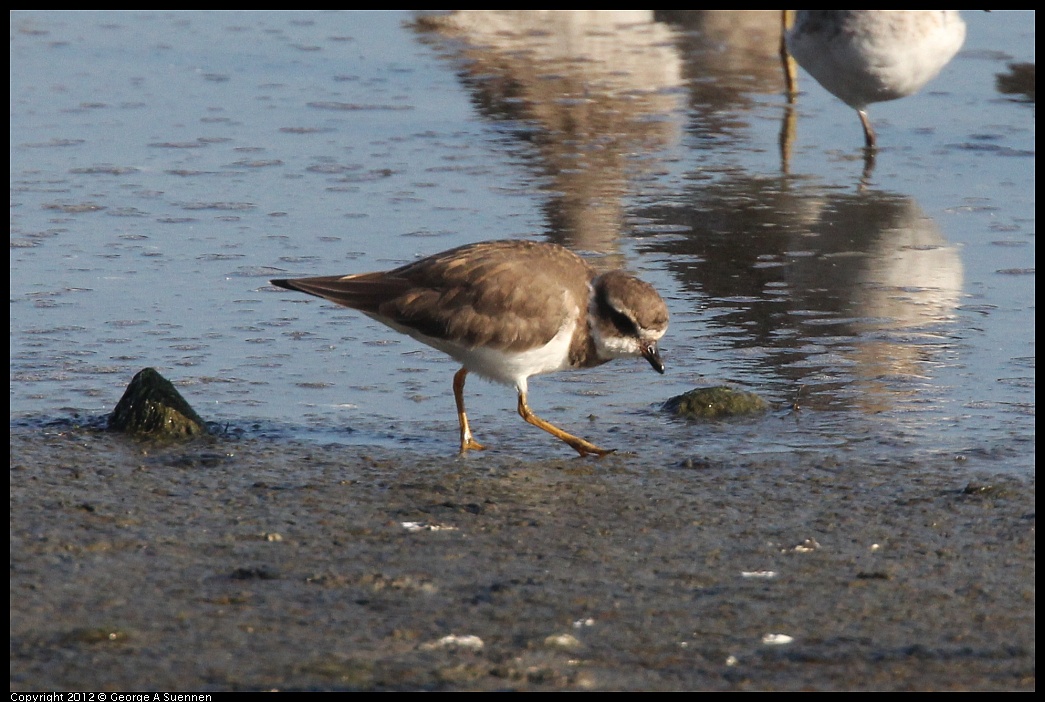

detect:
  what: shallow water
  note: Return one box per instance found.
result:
[10,11,1035,473]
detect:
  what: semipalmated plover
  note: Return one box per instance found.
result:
[271,239,669,456]
[786,10,967,149]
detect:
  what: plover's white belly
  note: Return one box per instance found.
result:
[372,313,578,391]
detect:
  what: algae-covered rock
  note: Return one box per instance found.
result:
[663,386,769,419]
[108,367,208,439]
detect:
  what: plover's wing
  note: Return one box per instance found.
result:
[382,243,594,352]
[271,272,410,315]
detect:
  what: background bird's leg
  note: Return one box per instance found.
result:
[858,109,877,150]
[780,9,799,102]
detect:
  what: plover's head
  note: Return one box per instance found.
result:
[589,270,669,373]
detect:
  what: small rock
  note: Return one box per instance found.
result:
[544,633,581,650]
[663,386,769,419]
[108,367,208,439]
[421,634,484,651]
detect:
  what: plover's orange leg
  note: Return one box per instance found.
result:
[516,391,614,458]
[453,367,486,453]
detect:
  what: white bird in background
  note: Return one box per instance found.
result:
[786,10,967,149]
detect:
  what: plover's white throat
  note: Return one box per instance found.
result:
[786,10,967,149]
[271,239,669,457]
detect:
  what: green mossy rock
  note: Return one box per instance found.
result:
[663,386,769,419]
[108,368,208,439]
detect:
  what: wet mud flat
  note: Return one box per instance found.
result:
[9,426,1035,691]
